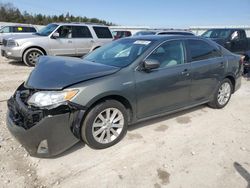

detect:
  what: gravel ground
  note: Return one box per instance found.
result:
[0,55,250,188]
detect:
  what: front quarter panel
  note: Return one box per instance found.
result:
[68,69,136,119]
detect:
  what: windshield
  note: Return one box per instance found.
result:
[134,31,157,36]
[84,38,154,67]
[36,24,58,36]
[201,29,231,39]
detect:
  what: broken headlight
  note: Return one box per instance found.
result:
[27,90,78,108]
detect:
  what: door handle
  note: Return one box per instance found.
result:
[68,40,72,43]
[181,69,190,76]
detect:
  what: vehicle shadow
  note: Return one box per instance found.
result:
[128,105,206,131]
[52,105,207,158]
[234,162,250,188]
[50,142,85,159]
[243,73,250,81]
[8,60,26,66]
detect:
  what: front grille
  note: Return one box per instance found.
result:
[7,85,44,130]
[2,39,7,46]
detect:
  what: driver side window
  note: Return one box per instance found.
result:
[56,26,72,38]
[146,40,185,68]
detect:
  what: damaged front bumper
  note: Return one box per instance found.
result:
[6,84,86,158]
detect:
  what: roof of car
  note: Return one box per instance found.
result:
[51,22,108,27]
[2,24,35,28]
[129,34,199,41]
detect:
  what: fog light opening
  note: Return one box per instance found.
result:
[37,140,48,154]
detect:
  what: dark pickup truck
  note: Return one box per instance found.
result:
[202,28,250,73]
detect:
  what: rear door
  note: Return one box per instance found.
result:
[72,26,94,56]
[92,26,113,45]
[49,25,75,56]
[187,39,225,103]
[135,40,191,119]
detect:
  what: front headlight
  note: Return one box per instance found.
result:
[7,39,19,47]
[27,90,78,108]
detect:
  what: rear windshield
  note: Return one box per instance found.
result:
[134,31,157,36]
[12,26,36,33]
[93,26,113,39]
[201,29,232,39]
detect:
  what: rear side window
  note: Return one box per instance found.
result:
[188,40,221,61]
[93,26,113,39]
[72,26,92,38]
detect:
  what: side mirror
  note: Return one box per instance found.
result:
[143,59,160,71]
[51,32,59,39]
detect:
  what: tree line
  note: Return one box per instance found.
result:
[0,2,115,26]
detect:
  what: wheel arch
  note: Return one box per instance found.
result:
[22,46,47,60]
[85,94,134,124]
[224,74,236,93]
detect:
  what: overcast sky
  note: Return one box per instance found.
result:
[3,0,250,28]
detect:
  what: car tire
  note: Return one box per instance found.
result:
[81,100,128,149]
[208,78,233,109]
[23,48,44,67]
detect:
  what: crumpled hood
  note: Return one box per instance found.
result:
[25,56,120,90]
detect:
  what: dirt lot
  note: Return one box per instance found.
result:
[0,55,250,188]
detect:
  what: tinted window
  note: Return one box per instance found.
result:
[12,26,36,33]
[93,26,113,38]
[134,31,157,36]
[72,26,92,38]
[188,40,221,61]
[201,29,231,39]
[28,27,36,32]
[147,40,185,68]
[56,26,72,38]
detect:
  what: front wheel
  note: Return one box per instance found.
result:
[81,100,128,149]
[208,78,233,109]
[23,48,44,66]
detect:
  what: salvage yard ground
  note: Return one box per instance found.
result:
[0,55,250,188]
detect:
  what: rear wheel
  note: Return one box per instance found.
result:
[208,78,233,109]
[81,100,128,149]
[23,48,44,66]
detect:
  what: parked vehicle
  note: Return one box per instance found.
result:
[0,24,37,45]
[201,28,250,73]
[7,35,242,157]
[1,23,113,66]
[112,30,132,40]
[134,30,194,36]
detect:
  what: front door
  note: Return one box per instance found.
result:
[49,25,75,56]
[135,40,191,119]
